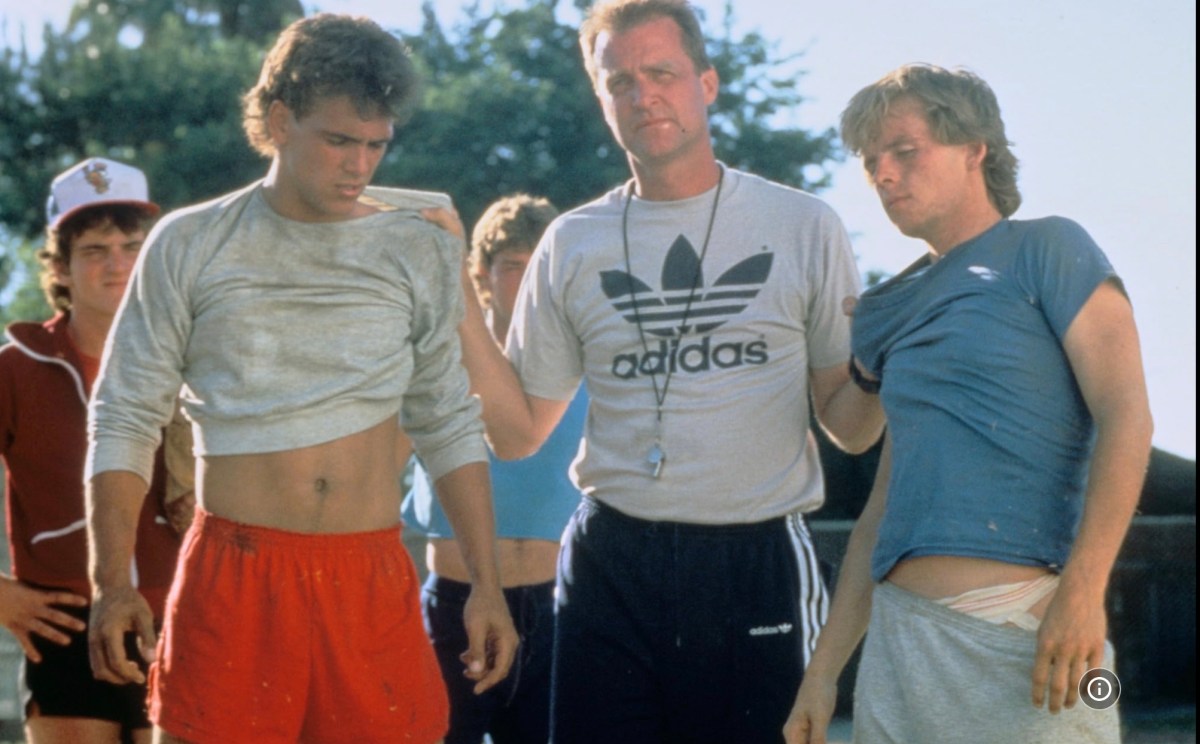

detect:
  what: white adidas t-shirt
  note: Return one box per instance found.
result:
[506,167,859,524]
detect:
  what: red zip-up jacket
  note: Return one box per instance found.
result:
[0,313,180,619]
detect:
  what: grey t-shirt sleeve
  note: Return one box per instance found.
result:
[87,216,192,484]
[804,204,860,370]
[400,230,488,481]
[505,225,585,402]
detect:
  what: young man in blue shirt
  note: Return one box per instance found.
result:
[786,64,1152,744]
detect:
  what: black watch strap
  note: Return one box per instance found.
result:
[849,357,881,394]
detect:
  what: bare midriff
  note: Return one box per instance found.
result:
[427,537,560,588]
[887,555,1057,619]
[198,416,404,534]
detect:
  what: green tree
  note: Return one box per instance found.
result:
[386,0,838,231]
[65,0,304,43]
[1,1,299,238]
[0,0,287,322]
[385,1,627,228]
[1,0,840,322]
[0,239,52,327]
[707,10,837,193]
[28,6,270,220]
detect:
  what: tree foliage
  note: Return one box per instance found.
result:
[64,0,305,43]
[0,2,292,241]
[385,1,627,228]
[1,0,839,324]
[388,0,838,230]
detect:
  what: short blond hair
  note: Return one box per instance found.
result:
[841,64,1021,218]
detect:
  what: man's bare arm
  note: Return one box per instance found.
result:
[456,262,569,459]
[784,435,891,743]
[0,575,88,661]
[1031,280,1153,712]
[86,469,157,684]
[809,361,885,455]
[421,205,569,459]
[434,461,519,693]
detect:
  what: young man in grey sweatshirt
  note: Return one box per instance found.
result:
[83,14,516,744]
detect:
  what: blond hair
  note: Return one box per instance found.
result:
[841,64,1021,217]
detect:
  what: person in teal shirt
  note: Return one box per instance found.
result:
[403,194,586,744]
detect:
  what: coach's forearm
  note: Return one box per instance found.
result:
[456,269,548,459]
[812,364,885,454]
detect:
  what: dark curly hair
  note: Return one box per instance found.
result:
[39,205,154,312]
[242,13,420,157]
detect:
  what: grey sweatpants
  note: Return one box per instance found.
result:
[853,582,1121,744]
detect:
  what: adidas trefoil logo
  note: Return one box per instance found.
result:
[600,236,775,380]
[599,235,773,337]
[749,622,794,637]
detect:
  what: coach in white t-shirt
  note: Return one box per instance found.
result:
[456,1,884,742]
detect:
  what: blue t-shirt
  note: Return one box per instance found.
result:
[853,218,1116,582]
[402,385,588,541]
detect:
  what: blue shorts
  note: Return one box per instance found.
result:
[423,574,555,744]
[551,497,829,744]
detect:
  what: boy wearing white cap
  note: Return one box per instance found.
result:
[0,157,184,744]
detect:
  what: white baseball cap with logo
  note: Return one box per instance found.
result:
[45,157,160,229]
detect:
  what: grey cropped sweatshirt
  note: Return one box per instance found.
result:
[86,182,485,486]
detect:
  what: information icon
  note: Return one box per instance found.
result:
[1079,668,1121,710]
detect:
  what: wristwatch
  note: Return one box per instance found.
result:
[848,357,881,394]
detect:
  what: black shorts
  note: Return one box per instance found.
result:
[19,604,151,729]
[423,574,555,744]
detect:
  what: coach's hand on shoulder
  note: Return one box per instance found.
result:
[420,206,467,243]
[842,295,860,317]
[88,584,156,685]
[0,575,88,661]
[459,584,519,695]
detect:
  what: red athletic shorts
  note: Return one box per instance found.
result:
[150,510,448,743]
